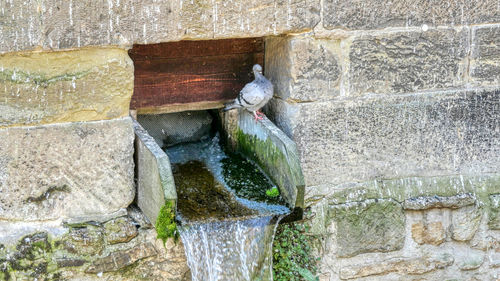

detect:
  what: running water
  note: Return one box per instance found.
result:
[166,135,289,281]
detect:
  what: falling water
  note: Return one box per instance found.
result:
[179,216,282,281]
[166,135,289,281]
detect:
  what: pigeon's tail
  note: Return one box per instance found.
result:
[223,101,241,112]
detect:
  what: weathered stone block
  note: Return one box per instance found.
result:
[0,1,41,53]
[451,205,482,241]
[339,254,454,280]
[134,119,176,225]
[0,118,135,222]
[265,36,341,102]
[271,89,500,186]
[328,199,405,258]
[61,226,104,256]
[323,0,500,30]
[412,222,445,245]
[489,194,500,230]
[0,48,133,127]
[470,25,500,85]
[348,28,469,95]
[37,0,319,50]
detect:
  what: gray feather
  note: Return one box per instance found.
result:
[223,64,273,114]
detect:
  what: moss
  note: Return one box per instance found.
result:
[273,222,319,281]
[266,187,280,198]
[155,201,179,245]
[322,174,500,207]
[0,69,89,87]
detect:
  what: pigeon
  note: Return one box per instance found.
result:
[223,64,273,120]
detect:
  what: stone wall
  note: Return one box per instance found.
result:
[0,0,499,280]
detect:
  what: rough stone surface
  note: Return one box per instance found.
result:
[0,48,133,127]
[137,111,213,148]
[451,205,482,241]
[62,225,105,256]
[134,119,176,225]
[0,118,135,221]
[272,89,500,186]
[104,217,138,244]
[489,194,500,230]
[339,254,454,280]
[265,36,341,102]
[0,212,190,281]
[86,242,157,273]
[323,0,500,30]
[0,0,319,52]
[412,221,446,245]
[471,25,500,85]
[403,193,476,210]
[0,0,41,53]
[348,28,469,95]
[328,199,405,258]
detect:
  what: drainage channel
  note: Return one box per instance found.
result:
[133,109,304,281]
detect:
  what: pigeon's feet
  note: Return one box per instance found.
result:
[256,110,265,117]
[253,112,264,121]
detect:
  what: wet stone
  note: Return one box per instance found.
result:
[104,217,138,244]
[328,199,405,258]
[173,160,257,222]
[85,243,157,273]
[56,258,87,268]
[62,226,104,256]
[403,193,476,210]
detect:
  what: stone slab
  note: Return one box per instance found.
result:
[134,119,176,225]
[323,0,500,30]
[328,199,405,258]
[224,110,305,209]
[2,0,320,51]
[265,36,341,102]
[0,118,135,222]
[0,48,133,127]
[0,0,41,53]
[470,25,500,86]
[348,28,469,95]
[271,88,500,187]
[451,205,482,242]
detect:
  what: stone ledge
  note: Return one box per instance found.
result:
[339,254,454,280]
[0,118,135,222]
[403,193,476,210]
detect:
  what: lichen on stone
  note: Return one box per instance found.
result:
[155,201,179,244]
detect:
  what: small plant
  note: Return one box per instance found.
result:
[273,222,319,281]
[155,201,179,245]
[266,187,279,198]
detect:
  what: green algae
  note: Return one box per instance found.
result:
[155,201,179,244]
[235,128,305,208]
[221,150,286,206]
[266,187,280,198]
[0,69,90,87]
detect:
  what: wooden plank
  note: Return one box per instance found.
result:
[129,38,264,111]
[129,38,264,60]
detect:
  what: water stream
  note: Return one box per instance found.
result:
[166,135,289,281]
